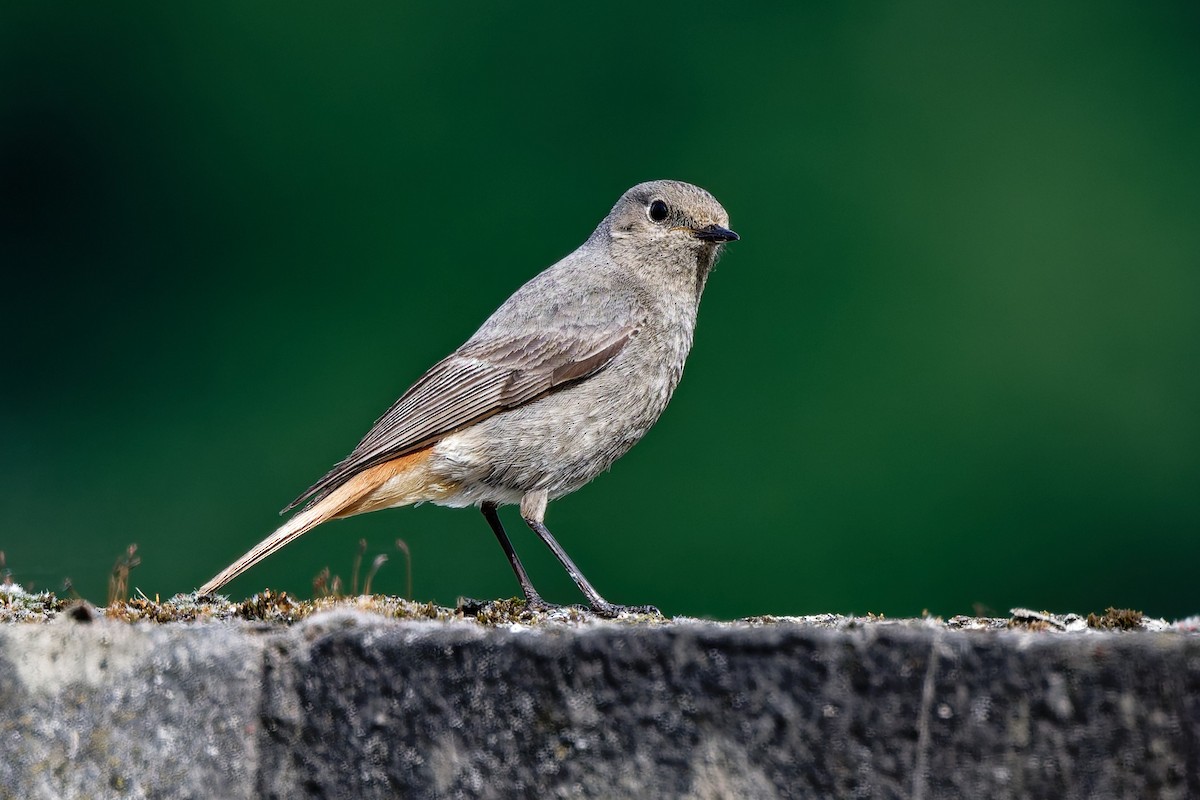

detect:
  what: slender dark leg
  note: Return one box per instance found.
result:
[522,516,661,618]
[481,503,556,612]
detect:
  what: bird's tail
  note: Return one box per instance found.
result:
[197,448,446,596]
[196,470,382,596]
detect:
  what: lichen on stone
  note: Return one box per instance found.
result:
[0,583,67,623]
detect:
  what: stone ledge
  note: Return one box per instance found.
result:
[1,605,1197,799]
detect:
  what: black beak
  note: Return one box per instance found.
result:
[693,224,740,243]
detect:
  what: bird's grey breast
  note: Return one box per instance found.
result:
[431,250,699,500]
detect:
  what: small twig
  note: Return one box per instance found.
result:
[363,554,387,596]
[107,544,140,606]
[313,566,331,598]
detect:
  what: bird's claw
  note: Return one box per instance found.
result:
[590,601,662,619]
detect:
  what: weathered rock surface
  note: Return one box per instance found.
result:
[1,606,1197,799]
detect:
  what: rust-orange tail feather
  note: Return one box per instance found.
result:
[199,450,444,594]
[197,479,371,595]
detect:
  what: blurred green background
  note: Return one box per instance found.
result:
[2,4,1197,619]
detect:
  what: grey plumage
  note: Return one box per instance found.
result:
[200,179,737,614]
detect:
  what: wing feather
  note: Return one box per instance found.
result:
[282,324,636,513]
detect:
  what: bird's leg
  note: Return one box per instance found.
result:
[518,491,660,618]
[480,502,557,612]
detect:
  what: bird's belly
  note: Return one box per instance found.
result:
[427,367,671,507]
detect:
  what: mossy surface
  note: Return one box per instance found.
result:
[0,586,669,627]
[1,583,1190,632]
[0,584,67,622]
[1087,607,1146,630]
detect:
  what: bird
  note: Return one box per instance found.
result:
[198,179,738,616]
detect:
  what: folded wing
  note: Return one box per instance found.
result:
[283,324,637,513]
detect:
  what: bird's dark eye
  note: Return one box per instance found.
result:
[648,200,669,222]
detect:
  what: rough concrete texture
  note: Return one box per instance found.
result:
[0,619,267,800]
[1,609,1198,800]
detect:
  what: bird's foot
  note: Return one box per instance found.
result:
[522,594,567,614]
[589,601,663,619]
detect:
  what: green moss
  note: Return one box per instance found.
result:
[1087,607,1145,630]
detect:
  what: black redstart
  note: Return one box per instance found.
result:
[198,180,738,616]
